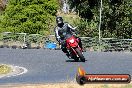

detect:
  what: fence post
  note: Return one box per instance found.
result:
[98,0,103,51]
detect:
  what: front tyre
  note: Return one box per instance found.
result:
[74,57,79,62]
[75,48,85,62]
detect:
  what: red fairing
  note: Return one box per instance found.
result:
[66,36,78,49]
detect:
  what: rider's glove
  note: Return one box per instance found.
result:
[59,39,63,45]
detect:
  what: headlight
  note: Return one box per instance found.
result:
[69,39,74,43]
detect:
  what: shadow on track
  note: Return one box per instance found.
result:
[65,59,87,62]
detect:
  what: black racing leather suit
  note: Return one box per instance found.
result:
[54,22,82,56]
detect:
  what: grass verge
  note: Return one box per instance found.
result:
[0,64,12,75]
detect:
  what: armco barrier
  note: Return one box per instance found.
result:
[0,32,132,52]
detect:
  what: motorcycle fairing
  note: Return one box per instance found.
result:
[66,36,78,49]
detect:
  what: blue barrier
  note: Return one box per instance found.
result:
[45,42,57,49]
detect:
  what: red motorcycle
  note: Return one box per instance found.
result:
[65,34,85,62]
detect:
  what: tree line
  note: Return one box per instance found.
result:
[0,0,131,39]
[68,0,132,39]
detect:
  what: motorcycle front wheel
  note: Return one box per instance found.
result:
[75,48,85,62]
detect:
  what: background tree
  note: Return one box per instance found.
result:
[68,0,99,37]
[0,0,59,35]
[102,0,132,38]
[68,0,132,38]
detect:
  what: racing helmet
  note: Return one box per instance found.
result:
[56,16,64,27]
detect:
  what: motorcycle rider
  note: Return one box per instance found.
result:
[54,16,83,58]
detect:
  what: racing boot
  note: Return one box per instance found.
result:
[62,47,72,59]
[66,53,72,59]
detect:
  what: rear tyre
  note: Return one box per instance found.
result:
[75,48,85,62]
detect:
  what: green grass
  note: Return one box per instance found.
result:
[57,12,80,26]
[0,64,12,75]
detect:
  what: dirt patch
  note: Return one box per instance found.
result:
[1,82,132,88]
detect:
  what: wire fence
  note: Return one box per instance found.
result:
[0,32,132,52]
[81,37,132,52]
[0,32,52,49]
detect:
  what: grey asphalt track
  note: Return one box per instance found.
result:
[0,48,132,84]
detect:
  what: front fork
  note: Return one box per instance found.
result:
[70,46,82,58]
